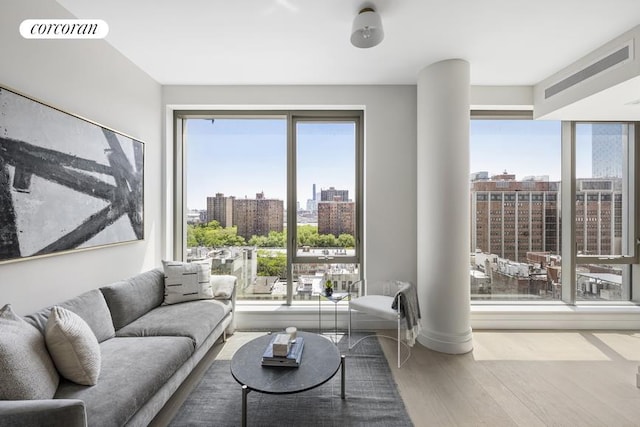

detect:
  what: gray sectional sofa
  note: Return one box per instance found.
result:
[0,268,236,427]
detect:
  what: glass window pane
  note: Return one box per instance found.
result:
[577,264,628,301]
[184,117,287,301]
[575,123,629,256]
[295,122,357,259]
[575,123,633,302]
[291,263,360,301]
[470,119,562,301]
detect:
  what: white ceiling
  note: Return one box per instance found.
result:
[55,0,640,87]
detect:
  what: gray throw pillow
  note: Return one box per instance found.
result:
[0,304,59,400]
[162,259,214,305]
[45,306,101,386]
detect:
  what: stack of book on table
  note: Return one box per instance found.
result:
[261,333,305,367]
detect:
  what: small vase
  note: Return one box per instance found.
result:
[325,288,333,297]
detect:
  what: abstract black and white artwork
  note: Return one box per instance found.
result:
[0,86,144,263]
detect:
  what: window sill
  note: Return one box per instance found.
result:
[471,302,640,329]
[234,301,640,330]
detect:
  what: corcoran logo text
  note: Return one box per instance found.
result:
[20,19,109,39]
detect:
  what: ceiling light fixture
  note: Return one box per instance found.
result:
[350,7,384,49]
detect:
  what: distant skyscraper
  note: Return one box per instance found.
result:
[207,193,234,227]
[320,187,349,202]
[306,183,318,212]
[233,192,284,240]
[306,199,317,212]
[592,124,623,178]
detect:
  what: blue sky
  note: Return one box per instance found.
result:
[470,120,594,181]
[185,119,355,210]
[186,118,595,210]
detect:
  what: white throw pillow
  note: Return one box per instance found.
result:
[162,259,214,305]
[211,275,236,299]
[0,304,59,399]
[45,306,101,386]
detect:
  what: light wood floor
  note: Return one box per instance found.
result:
[379,330,640,427]
[151,330,640,427]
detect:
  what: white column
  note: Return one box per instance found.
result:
[417,59,473,354]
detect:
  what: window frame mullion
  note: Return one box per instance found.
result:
[561,121,577,304]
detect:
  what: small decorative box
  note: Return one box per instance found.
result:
[272,333,291,357]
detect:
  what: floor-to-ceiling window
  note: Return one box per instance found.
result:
[470,112,638,303]
[175,111,363,304]
[470,115,562,301]
[572,122,636,302]
[291,116,362,302]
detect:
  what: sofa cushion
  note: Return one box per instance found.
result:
[25,289,115,343]
[0,399,87,427]
[162,259,213,305]
[45,306,101,386]
[211,274,236,299]
[0,304,59,400]
[55,336,194,427]
[100,268,164,330]
[115,299,231,348]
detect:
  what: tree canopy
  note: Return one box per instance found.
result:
[187,222,354,249]
[257,250,287,277]
[187,221,246,247]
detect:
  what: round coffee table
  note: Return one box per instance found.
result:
[230,331,345,427]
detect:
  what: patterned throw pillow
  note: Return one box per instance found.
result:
[45,306,101,386]
[162,259,213,305]
[0,304,59,399]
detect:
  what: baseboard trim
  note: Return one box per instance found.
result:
[417,327,473,354]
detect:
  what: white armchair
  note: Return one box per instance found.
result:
[347,280,420,368]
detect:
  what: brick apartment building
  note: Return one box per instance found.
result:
[206,192,283,241]
[206,193,234,227]
[233,192,284,240]
[317,201,355,237]
[471,172,622,262]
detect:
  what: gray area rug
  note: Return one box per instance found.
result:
[170,332,413,427]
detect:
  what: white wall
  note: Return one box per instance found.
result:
[470,86,533,110]
[162,85,417,293]
[0,0,162,315]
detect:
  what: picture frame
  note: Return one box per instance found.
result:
[0,85,144,263]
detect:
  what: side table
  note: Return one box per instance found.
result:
[230,331,345,427]
[318,292,350,344]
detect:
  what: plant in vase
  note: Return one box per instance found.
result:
[324,280,333,297]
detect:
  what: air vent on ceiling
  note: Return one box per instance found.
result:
[544,42,632,99]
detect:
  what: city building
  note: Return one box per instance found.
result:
[320,187,349,202]
[470,173,560,262]
[233,192,284,240]
[471,173,622,262]
[207,246,258,297]
[305,199,318,212]
[306,184,319,212]
[186,209,204,224]
[592,123,624,178]
[206,193,234,227]
[575,178,623,255]
[252,276,279,295]
[317,201,355,237]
